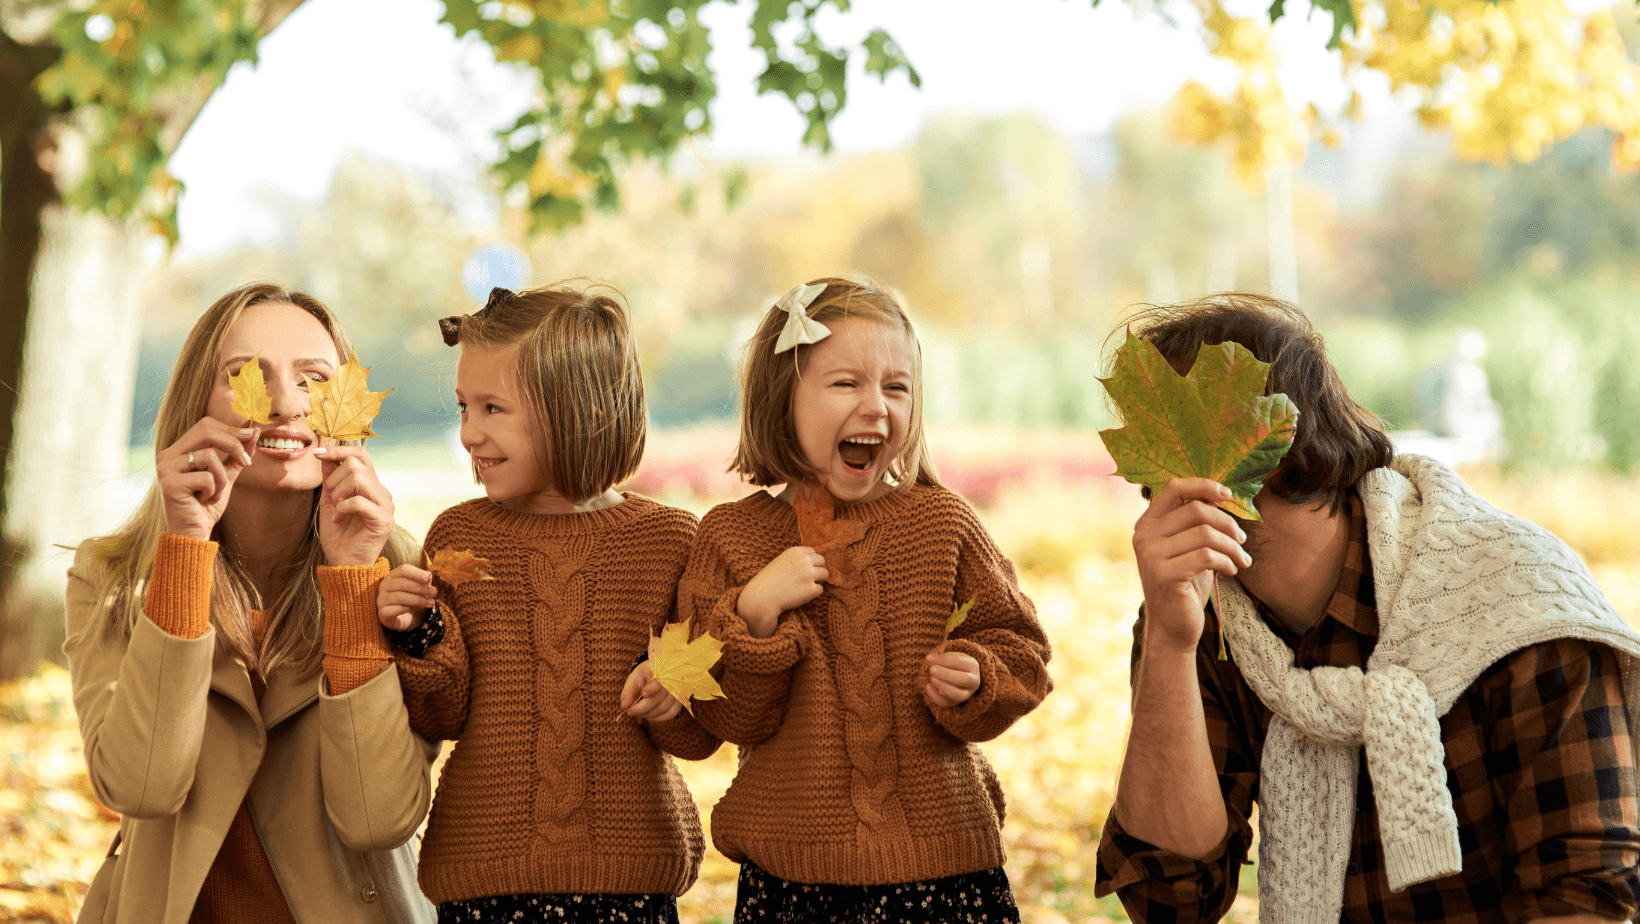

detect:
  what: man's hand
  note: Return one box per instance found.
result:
[1133,478,1251,653]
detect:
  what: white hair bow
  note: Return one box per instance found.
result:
[772,282,830,353]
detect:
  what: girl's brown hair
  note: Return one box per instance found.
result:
[1122,292,1394,512]
[442,283,645,504]
[731,276,941,490]
[73,282,419,676]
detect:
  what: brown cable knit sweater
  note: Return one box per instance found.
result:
[682,484,1052,886]
[144,532,394,924]
[391,494,717,904]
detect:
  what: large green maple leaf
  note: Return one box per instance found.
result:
[1099,331,1299,521]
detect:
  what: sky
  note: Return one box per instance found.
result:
[167,0,1360,256]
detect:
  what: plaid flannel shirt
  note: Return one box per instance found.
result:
[1095,493,1640,923]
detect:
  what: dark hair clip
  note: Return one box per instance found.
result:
[438,287,517,347]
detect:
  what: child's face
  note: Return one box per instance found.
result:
[789,316,914,504]
[456,344,553,510]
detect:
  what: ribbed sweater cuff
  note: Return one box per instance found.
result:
[928,638,1002,738]
[145,533,219,639]
[718,599,804,674]
[1382,828,1463,893]
[320,558,392,694]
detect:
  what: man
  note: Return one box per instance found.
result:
[1093,293,1640,924]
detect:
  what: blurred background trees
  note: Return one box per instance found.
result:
[6,0,1640,682]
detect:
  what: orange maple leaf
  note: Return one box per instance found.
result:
[425,548,494,586]
[306,352,392,442]
[793,482,868,588]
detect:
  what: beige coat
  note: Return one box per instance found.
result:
[64,549,439,924]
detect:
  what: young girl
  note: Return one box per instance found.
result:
[680,276,1052,922]
[363,285,718,924]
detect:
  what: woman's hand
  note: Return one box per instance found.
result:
[377,563,435,632]
[1132,479,1251,655]
[156,419,259,540]
[924,650,981,707]
[619,662,684,723]
[736,546,829,638]
[317,445,395,567]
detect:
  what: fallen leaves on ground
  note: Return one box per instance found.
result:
[1098,330,1298,521]
[425,548,494,586]
[647,622,725,717]
[228,354,273,425]
[305,353,391,443]
[793,482,868,587]
[0,664,116,923]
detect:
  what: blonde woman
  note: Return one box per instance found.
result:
[65,283,437,924]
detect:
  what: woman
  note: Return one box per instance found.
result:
[64,283,437,924]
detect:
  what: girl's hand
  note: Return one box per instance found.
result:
[156,419,260,540]
[924,650,982,708]
[620,662,684,723]
[317,445,396,567]
[737,546,828,638]
[1133,479,1250,655]
[378,564,435,631]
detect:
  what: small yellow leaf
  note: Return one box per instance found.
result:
[228,353,273,424]
[946,599,975,636]
[425,548,494,586]
[306,352,392,442]
[647,622,725,716]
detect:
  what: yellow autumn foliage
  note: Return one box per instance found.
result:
[1175,0,1640,181]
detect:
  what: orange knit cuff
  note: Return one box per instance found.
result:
[144,533,219,639]
[319,558,392,694]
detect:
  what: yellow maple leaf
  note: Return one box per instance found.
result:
[228,353,273,425]
[946,599,975,636]
[646,622,725,716]
[306,352,392,442]
[425,548,495,586]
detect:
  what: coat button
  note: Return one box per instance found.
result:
[360,883,377,903]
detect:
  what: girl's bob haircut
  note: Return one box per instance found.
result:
[442,283,646,504]
[731,275,941,491]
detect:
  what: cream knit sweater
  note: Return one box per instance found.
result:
[1218,454,1640,924]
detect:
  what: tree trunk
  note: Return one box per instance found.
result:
[0,30,63,679]
[3,206,157,678]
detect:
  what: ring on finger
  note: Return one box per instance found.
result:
[187,451,197,471]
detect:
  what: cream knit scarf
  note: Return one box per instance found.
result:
[1218,454,1640,923]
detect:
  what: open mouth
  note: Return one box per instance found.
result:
[473,457,503,477]
[837,437,883,472]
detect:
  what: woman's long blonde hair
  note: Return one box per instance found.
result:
[73,283,418,677]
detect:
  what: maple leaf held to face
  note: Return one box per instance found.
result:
[794,482,869,587]
[1098,330,1299,521]
[425,548,495,586]
[306,352,392,442]
[647,622,726,716]
[228,353,274,425]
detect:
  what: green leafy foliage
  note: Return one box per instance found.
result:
[1098,330,1298,521]
[33,2,269,242]
[28,0,919,240]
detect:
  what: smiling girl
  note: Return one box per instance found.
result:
[64,283,434,924]
[677,277,1052,923]
[371,285,716,924]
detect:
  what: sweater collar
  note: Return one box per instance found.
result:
[466,491,657,538]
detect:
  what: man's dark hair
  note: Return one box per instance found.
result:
[1121,292,1394,513]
